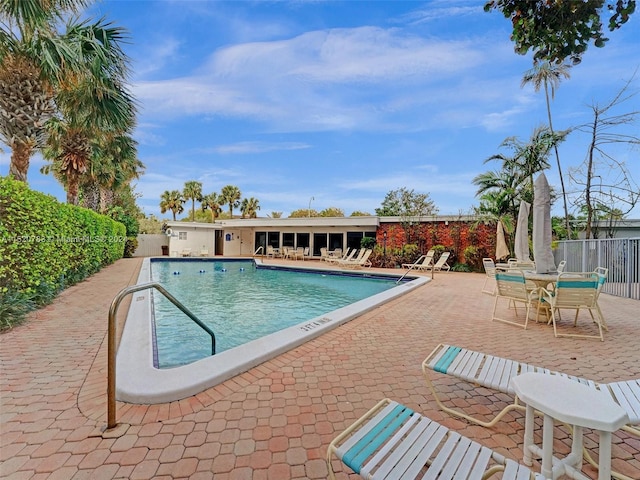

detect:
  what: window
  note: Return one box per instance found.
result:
[179,232,187,240]
[267,231,280,248]
[347,231,363,250]
[296,233,310,249]
[282,232,295,247]
[313,233,327,256]
[329,233,343,251]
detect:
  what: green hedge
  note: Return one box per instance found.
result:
[0,176,126,299]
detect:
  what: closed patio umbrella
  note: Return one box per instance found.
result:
[533,173,556,273]
[496,220,510,261]
[514,200,531,262]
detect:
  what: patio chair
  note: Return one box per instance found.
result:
[401,250,434,271]
[336,249,372,269]
[266,245,275,258]
[423,251,451,272]
[320,247,329,262]
[292,247,305,260]
[326,248,356,264]
[492,269,541,329]
[482,257,497,295]
[180,248,192,257]
[327,398,544,480]
[540,272,605,341]
[422,343,640,437]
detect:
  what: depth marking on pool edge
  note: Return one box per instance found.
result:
[299,317,333,332]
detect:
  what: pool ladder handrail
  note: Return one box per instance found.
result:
[106,282,216,431]
[396,255,434,283]
[253,245,264,260]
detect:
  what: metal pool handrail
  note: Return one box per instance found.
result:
[253,245,264,260]
[106,282,216,430]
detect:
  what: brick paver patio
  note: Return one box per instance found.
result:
[1,257,639,479]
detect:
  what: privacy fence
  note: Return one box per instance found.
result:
[555,238,640,300]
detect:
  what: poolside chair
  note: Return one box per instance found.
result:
[557,260,566,273]
[266,245,276,258]
[423,251,451,272]
[180,248,192,257]
[539,272,606,341]
[482,257,497,295]
[327,248,356,265]
[320,247,329,262]
[401,250,435,271]
[492,269,541,329]
[337,249,372,269]
[327,398,544,480]
[422,343,640,437]
[292,247,305,260]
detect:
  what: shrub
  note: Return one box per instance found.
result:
[0,289,35,331]
[124,237,138,258]
[0,177,126,302]
[361,236,376,249]
[463,245,483,272]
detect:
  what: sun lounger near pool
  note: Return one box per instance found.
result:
[422,343,640,437]
[327,398,544,480]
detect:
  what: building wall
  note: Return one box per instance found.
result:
[133,234,168,257]
[167,225,215,257]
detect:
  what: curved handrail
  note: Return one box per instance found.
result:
[107,282,215,430]
[253,245,264,260]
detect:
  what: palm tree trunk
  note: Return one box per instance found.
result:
[585,111,599,240]
[544,83,571,238]
[8,142,32,182]
[66,175,79,205]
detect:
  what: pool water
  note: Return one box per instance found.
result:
[151,260,399,368]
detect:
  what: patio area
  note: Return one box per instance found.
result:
[1,257,639,479]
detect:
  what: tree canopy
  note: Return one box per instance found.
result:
[375,188,437,217]
[484,0,636,64]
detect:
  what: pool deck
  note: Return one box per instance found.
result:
[1,256,639,479]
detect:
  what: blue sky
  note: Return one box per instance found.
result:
[2,0,639,219]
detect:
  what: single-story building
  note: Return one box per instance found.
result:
[163,215,481,258]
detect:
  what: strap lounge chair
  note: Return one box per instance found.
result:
[402,250,435,271]
[422,343,640,438]
[326,248,356,265]
[327,398,544,480]
[423,251,451,272]
[336,249,372,269]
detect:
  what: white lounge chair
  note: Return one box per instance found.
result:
[327,398,544,480]
[336,249,372,269]
[326,248,356,264]
[423,251,451,272]
[180,248,192,257]
[422,343,640,438]
[401,250,434,271]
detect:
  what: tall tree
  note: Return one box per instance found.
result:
[375,188,438,243]
[240,197,260,218]
[522,61,572,238]
[160,190,184,221]
[570,77,640,238]
[202,192,222,223]
[0,0,134,182]
[484,0,636,64]
[220,184,242,218]
[183,181,203,222]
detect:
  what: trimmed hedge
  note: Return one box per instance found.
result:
[0,176,126,299]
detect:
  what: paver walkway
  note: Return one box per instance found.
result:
[1,257,639,479]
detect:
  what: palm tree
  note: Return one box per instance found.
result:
[183,181,203,221]
[220,185,242,218]
[0,1,133,182]
[240,197,260,218]
[202,193,222,222]
[160,190,184,221]
[522,60,572,237]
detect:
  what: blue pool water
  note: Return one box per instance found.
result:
[151,259,399,368]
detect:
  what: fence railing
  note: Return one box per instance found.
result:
[555,238,640,300]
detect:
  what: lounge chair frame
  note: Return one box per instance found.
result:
[422,343,640,437]
[327,398,543,480]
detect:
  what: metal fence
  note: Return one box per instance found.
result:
[555,238,640,300]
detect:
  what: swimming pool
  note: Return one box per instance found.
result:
[116,257,428,404]
[152,260,401,368]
